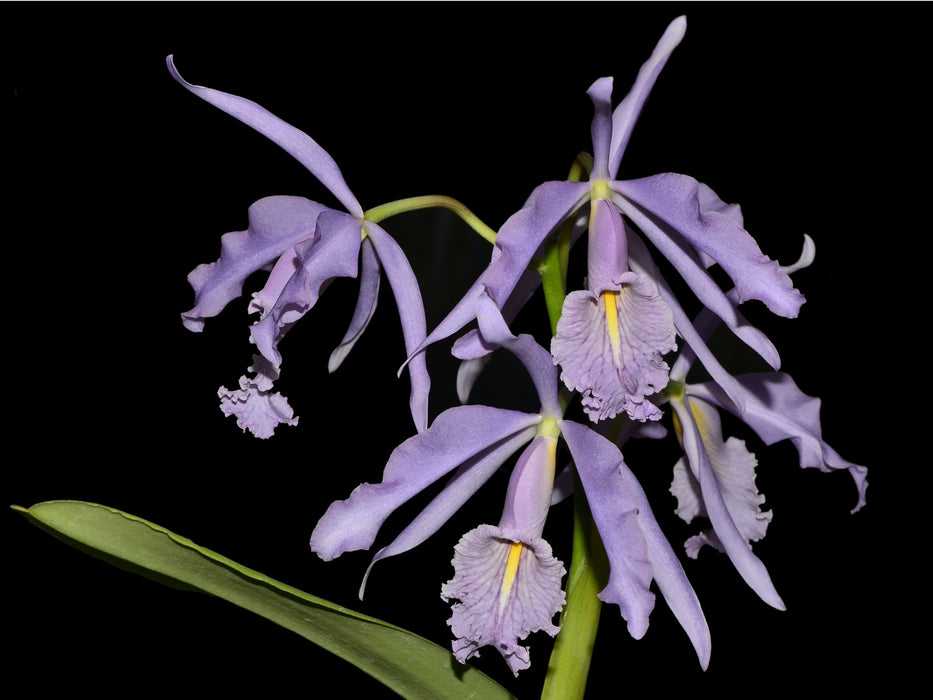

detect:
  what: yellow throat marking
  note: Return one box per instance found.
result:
[499,542,525,611]
[602,290,622,364]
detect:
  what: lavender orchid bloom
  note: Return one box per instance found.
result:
[663,243,868,609]
[168,57,431,436]
[311,293,710,673]
[406,16,802,426]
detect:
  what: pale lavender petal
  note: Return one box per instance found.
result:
[167,56,363,217]
[310,406,542,561]
[689,372,868,512]
[551,271,676,423]
[670,397,771,555]
[670,398,786,610]
[182,196,328,332]
[217,355,299,439]
[360,424,538,596]
[474,292,562,418]
[407,180,591,361]
[250,209,362,367]
[441,524,565,676]
[328,236,380,373]
[586,198,629,293]
[627,229,750,413]
[613,188,782,370]
[587,77,614,179]
[615,173,805,318]
[559,419,711,668]
[364,221,431,433]
[609,16,687,176]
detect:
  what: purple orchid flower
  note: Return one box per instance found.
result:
[405,16,803,425]
[664,240,868,609]
[168,57,431,436]
[311,293,711,674]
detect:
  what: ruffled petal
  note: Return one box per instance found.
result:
[441,524,565,676]
[310,405,541,561]
[217,355,298,439]
[559,419,710,669]
[181,196,327,332]
[689,372,868,512]
[615,173,805,318]
[249,209,362,367]
[167,56,363,217]
[671,397,771,555]
[551,271,676,422]
[670,396,785,610]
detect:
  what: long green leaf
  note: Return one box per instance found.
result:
[14,500,513,700]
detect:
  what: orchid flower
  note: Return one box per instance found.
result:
[406,16,803,426]
[311,293,711,674]
[663,238,868,609]
[168,57,431,436]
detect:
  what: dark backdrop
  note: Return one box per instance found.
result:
[9,3,920,697]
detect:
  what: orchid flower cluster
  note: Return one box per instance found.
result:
[172,17,867,678]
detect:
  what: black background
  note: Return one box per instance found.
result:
[8,3,922,697]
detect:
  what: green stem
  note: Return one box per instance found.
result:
[536,197,607,699]
[541,482,607,700]
[364,195,497,245]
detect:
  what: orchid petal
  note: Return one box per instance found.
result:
[615,173,805,318]
[689,372,869,512]
[559,419,711,669]
[441,524,564,676]
[609,16,688,176]
[328,236,380,373]
[310,406,542,561]
[613,188,782,370]
[587,77,614,180]
[167,56,363,217]
[408,180,590,360]
[364,221,432,433]
[670,397,786,610]
[361,423,539,596]
[181,196,327,332]
[249,209,362,367]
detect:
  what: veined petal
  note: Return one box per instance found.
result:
[167,56,363,217]
[217,355,298,439]
[310,405,542,561]
[182,196,328,332]
[364,221,431,433]
[551,273,676,423]
[441,525,565,676]
[609,16,687,176]
[671,396,772,555]
[559,419,711,669]
[407,180,591,361]
[615,173,805,318]
[249,209,362,367]
[688,372,868,512]
[670,396,786,610]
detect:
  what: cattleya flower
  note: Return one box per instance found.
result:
[663,239,868,608]
[407,16,803,426]
[169,56,431,436]
[311,294,711,674]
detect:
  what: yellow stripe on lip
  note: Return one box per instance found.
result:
[602,289,622,365]
[499,542,525,611]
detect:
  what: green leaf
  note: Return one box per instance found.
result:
[14,500,514,700]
